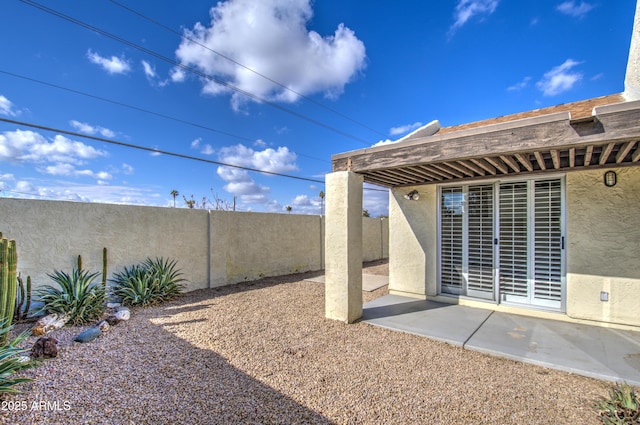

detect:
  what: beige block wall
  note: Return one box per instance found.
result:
[388,185,438,298]
[362,217,388,262]
[0,198,210,292]
[566,166,640,327]
[0,198,388,294]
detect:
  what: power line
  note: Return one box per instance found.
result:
[0,117,326,184]
[106,0,388,139]
[0,69,329,164]
[18,0,374,146]
[0,117,389,193]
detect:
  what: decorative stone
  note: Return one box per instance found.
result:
[114,308,130,321]
[74,327,102,343]
[97,320,110,332]
[32,313,71,336]
[106,302,121,309]
[30,337,58,358]
[105,315,122,326]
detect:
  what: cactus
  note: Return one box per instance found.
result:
[77,254,83,271]
[0,236,18,344]
[15,274,32,322]
[102,247,108,287]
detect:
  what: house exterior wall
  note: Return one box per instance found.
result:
[0,198,387,293]
[388,185,438,298]
[388,168,640,329]
[566,166,640,327]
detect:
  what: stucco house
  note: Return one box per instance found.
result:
[324,2,640,329]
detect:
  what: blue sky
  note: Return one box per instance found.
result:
[0,0,635,216]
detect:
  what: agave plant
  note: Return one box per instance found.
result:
[111,258,185,307]
[596,383,640,424]
[0,321,32,397]
[36,268,105,325]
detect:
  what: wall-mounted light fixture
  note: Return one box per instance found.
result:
[604,170,617,187]
[404,190,420,201]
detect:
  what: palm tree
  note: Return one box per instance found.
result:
[285,205,292,214]
[170,190,179,208]
[319,191,325,215]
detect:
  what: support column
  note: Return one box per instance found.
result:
[325,171,363,323]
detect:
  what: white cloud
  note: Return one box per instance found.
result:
[217,144,298,173]
[507,76,531,92]
[141,60,157,79]
[70,120,116,138]
[556,1,595,18]
[87,49,131,75]
[390,122,423,136]
[536,59,583,96]
[173,0,366,111]
[450,0,499,34]
[122,163,134,175]
[38,163,113,181]
[0,95,20,117]
[0,130,107,164]
[0,173,14,180]
[190,138,202,149]
[201,144,215,155]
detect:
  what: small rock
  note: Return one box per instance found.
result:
[74,327,102,343]
[97,320,110,332]
[115,308,130,321]
[105,315,122,326]
[106,302,121,309]
[31,337,58,358]
[32,313,71,336]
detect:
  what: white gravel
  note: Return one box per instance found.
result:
[1,261,616,424]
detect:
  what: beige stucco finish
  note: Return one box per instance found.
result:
[388,185,438,298]
[0,198,387,295]
[566,167,640,327]
[324,171,363,323]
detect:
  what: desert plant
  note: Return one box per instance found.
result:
[0,321,32,397]
[14,274,32,322]
[36,268,105,325]
[0,236,18,344]
[596,382,640,424]
[111,257,185,306]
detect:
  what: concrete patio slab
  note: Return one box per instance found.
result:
[363,295,640,385]
[362,294,492,347]
[305,274,388,292]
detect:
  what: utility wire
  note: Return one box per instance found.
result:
[19,0,373,146]
[0,117,326,183]
[106,0,388,139]
[0,117,389,192]
[0,69,328,164]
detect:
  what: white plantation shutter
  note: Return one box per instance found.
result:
[499,182,529,301]
[440,187,464,292]
[467,184,494,298]
[533,179,563,307]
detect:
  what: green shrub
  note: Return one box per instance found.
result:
[36,268,105,325]
[111,257,185,306]
[0,321,32,397]
[596,383,640,424]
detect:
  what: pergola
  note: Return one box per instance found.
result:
[324,95,640,323]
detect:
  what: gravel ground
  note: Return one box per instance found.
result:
[2,260,616,424]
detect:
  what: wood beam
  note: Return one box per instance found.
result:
[420,165,455,179]
[550,150,560,169]
[584,145,594,166]
[485,157,509,174]
[444,161,475,177]
[431,163,464,179]
[533,151,547,170]
[515,153,534,172]
[456,160,485,176]
[569,148,575,168]
[500,155,521,173]
[616,141,636,163]
[599,143,615,165]
[632,145,640,162]
[469,158,497,175]
[412,166,444,181]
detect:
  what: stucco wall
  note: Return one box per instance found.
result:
[388,185,438,298]
[0,198,388,294]
[362,217,388,262]
[566,166,640,327]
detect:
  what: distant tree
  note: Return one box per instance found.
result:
[285,205,292,214]
[363,209,370,217]
[183,195,196,209]
[319,190,325,215]
[170,189,179,208]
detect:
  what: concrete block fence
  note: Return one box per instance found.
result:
[0,198,388,292]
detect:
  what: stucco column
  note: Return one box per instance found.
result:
[325,171,363,323]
